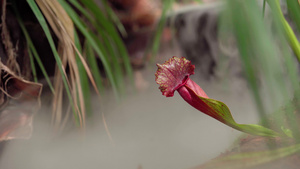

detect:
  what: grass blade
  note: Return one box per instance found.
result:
[27,0,80,125]
[148,0,174,59]
[84,41,104,93]
[286,0,300,32]
[78,0,133,82]
[198,143,300,169]
[100,0,127,37]
[74,31,92,117]
[27,46,38,82]
[59,0,119,97]
[14,3,55,93]
[226,0,300,141]
[266,0,300,63]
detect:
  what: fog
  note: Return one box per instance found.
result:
[0,56,262,169]
[0,3,282,168]
[0,6,290,168]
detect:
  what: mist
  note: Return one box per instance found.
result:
[0,55,263,169]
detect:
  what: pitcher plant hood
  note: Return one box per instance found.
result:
[155,56,282,138]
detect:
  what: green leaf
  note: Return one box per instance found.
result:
[100,0,127,37]
[27,45,38,82]
[286,0,300,32]
[59,0,120,97]
[27,0,79,124]
[63,0,106,94]
[195,93,280,137]
[84,41,104,93]
[281,126,293,138]
[199,143,300,169]
[148,0,175,59]
[78,0,133,83]
[13,3,55,93]
[68,0,124,92]
[74,31,92,117]
[226,0,300,139]
[266,0,300,63]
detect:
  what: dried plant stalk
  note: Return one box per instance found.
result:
[35,0,98,130]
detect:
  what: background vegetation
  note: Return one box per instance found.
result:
[2,0,300,168]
